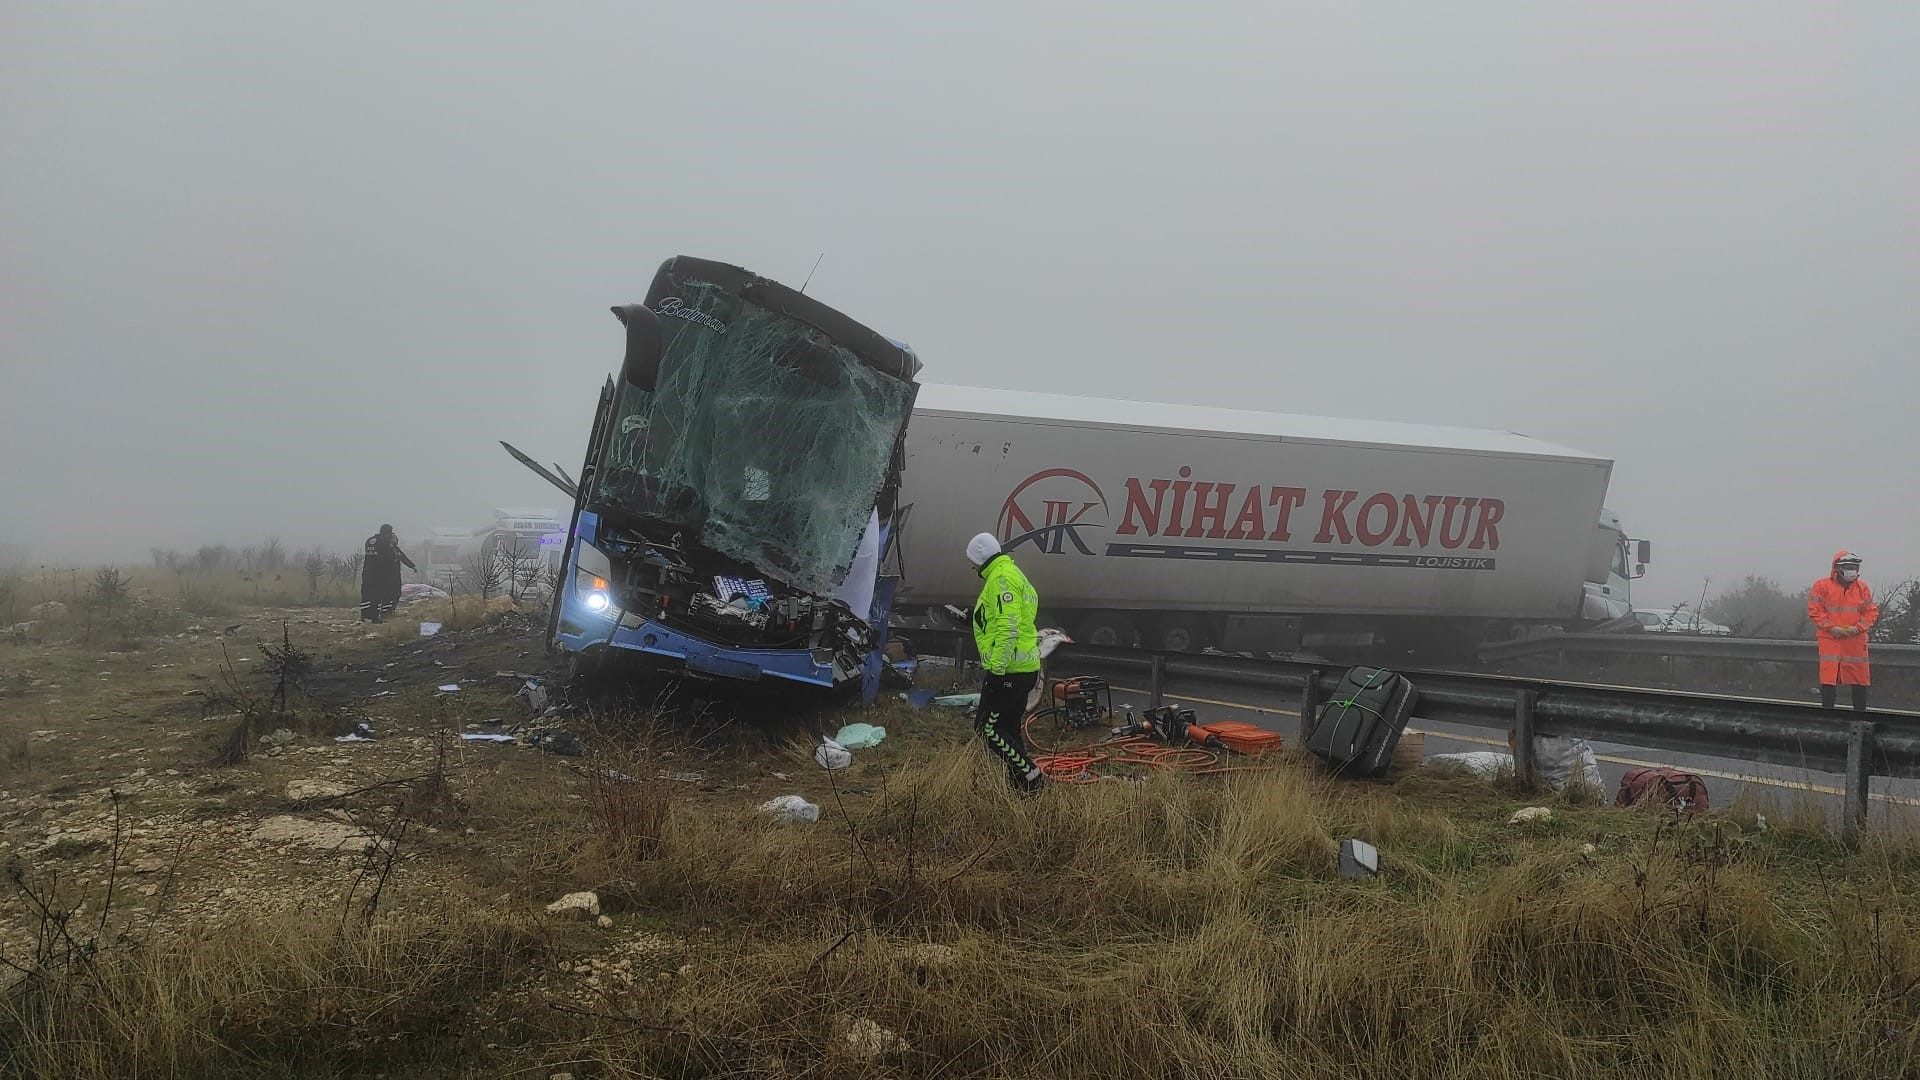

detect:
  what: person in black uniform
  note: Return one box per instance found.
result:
[360,524,416,622]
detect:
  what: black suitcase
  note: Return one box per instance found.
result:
[1307,666,1419,777]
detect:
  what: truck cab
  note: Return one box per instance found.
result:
[1582,506,1649,624]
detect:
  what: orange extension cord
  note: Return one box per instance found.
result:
[1020,711,1275,784]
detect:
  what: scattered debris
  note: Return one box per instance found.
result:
[1509,806,1553,826]
[546,891,602,920]
[334,733,375,744]
[437,684,461,693]
[516,678,550,713]
[932,692,980,709]
[835,723,886,750]
[1339,839,1381,879]
[251,815,374,852]
[760,795,821,824]
[460,733,517,744]
[419,621,443,637]
[1425,752,1511,779]
[814,738,853,771]
[530,730,583,757]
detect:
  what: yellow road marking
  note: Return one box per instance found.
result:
[1115,686,1920,809]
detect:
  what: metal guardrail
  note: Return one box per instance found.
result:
[1478,631,1920,671]
[1034,642,1920,842]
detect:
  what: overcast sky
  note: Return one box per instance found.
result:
[3,2,1915,605]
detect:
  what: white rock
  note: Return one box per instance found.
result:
[545,891,601,920]
[29,601,67,620]
[250,815,373,852]
[1509,806,1553,826]
[1579,843,1597,856]
[596,915,615,930]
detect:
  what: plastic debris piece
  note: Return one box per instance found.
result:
[517,679,549,713]
[835,723,886,750]
[814,738,853,771]
[460,733,517,743]
[760,795,821,824]
[1509,806,1553,825]
[932,693,980,709]
[1339,839,1380,879]
[419,621,442,637]
[437,684,461,692]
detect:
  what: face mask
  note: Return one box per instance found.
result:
[1840,569,1860,583]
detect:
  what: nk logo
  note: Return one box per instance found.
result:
[998,469,1109,556]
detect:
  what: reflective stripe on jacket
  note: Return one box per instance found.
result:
[1808,576,1878,659]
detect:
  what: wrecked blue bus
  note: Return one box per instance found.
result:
[505,256,921,698]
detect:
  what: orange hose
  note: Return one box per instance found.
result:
[1018,713,1278,782]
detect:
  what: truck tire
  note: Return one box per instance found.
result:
[1151,617,1210,654]
[1075,614,1139,649]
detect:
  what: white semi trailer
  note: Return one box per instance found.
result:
[892,386,1648,659]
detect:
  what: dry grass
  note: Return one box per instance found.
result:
[0,903,551,1078]
[535,741,1920,1079]
[3,632,1918,1077]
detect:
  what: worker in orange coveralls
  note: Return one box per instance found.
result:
[1808,550,1878,711]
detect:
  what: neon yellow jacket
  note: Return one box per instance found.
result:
[972,554,1040,676]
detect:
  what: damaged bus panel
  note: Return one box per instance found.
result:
[525,256,920,693]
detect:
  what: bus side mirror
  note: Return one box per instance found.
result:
[612,304,662,390]
[1635,539,1651,565]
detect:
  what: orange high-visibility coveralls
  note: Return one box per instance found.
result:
[1808,552,1879,686]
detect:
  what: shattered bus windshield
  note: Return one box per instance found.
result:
[592,278,915,596]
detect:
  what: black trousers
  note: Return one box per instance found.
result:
[976,671,1039,783]
[1821,684,1869,711]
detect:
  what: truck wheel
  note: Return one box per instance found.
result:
[1152,618,1209,653]
[1076,614,1138,649]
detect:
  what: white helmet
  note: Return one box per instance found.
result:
[965,532,1002,568]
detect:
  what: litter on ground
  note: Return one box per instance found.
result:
[814,738,853,771]
[835,723,886,750]
[760,795,821,824]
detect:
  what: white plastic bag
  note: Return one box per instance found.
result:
[760,795,821,824]
[835,723,886,750]
[1534,736,1603,794]
[814,738,853,771]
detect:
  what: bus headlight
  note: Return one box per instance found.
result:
[585,591,611,613]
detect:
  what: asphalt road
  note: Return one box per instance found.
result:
[1098,673,1920,829]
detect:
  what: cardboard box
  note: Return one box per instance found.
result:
[1390,731,1426,772]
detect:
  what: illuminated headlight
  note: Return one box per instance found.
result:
[573,557,618,620]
